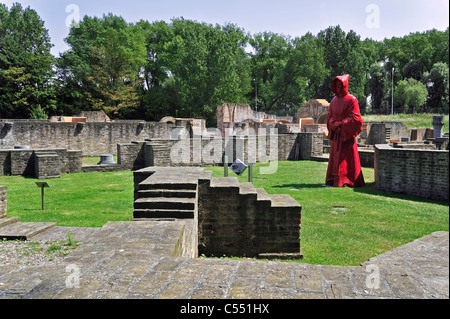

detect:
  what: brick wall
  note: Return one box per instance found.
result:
[0,120,171,156]
[0,186,6,219]
[375,144,449,201]
[119,133,323,170]
[0,149,82,177]
[197,179,301,258]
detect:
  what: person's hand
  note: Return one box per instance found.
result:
[332,121,343,131]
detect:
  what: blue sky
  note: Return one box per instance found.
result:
[1,0,449,57]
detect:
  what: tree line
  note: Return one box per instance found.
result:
[1,3,449,125]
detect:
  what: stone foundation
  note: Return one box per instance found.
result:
[375,144,449,201]
[133,167,302,259]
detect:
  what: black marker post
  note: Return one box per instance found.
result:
[35,182,50,210]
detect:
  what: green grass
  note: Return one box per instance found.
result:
[82,156,118,166]
[206,161,449,266]
[1,162,448,266]
[363,113,449,133]
[0,171,134,227]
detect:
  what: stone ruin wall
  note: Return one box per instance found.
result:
[375,145,449,201]
[0,119,171,156]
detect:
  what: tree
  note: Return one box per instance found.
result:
[317,26,367,104]
[369,62,388,113]
[424,62,449,113]
[395,78,428,113]
[139,19,251,125]
[0,3,55,119]
[56,14,146,118]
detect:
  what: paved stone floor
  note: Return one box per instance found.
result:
[0,221,448,300]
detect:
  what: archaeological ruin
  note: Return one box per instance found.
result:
[0,105,448,257]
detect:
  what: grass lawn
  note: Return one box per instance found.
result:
[1,161,448,266]
[362,113,449,133]
[0,171,134,228]
[205,161,449,266]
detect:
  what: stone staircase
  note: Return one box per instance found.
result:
[133,167,208,220]
[0,217,56,241]
[133,167,302,258]
[134,181,198,219]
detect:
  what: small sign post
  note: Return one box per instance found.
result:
[230,159,248,176]
[35,182,50,210]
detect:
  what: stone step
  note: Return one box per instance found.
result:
[256,188,271,202]
[209,177,240,189]
[0,221,57,240]
[133,209,194,219]
[269,194,302,208]
[0,217,21,228]
[239,182,257,196]
[137,189,197,199]
[139,182,198,191]
[134,197,196,211]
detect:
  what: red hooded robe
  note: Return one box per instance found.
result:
[325,75,365,188]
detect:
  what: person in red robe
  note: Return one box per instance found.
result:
[325,74,365,188]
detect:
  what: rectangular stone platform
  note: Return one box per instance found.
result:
[0,221,56,240]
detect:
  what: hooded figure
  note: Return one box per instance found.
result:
[325,74,365,188]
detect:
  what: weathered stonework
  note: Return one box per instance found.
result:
[375,144,449,201]
[133,167,302,259]
[0,119,171,156]
[0,148,82,178]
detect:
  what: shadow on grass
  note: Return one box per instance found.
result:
[272,183,326,189]
[354,182,449,207]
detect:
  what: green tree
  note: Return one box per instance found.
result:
[369,62,388,113]
[317,26,367,104]
[0,3,55,119]
[395,78,428,113]
[424,62,449,113]
[56,14,146,118]
[139,18,251,125]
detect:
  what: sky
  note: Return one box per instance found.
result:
[1,0,449,57]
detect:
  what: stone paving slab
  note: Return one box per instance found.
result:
[0,221,448,300]
[0,222,57,240]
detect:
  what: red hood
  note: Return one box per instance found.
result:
[332,74,350,98]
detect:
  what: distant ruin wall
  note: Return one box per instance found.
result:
[0,120,171,156]
[0,148,82,178]
[375,145,449,201]
[122,133,323,169]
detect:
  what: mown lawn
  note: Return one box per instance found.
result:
[1,161,448,266]
[363,113,449,133]
[0,171,134,228]
[206,161,449,265]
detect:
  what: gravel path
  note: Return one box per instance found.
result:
[0,226,99,267]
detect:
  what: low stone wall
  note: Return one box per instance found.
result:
[173,219,198,258]
[0,148,82,178]
[0,119,171,156]
[0,186,6,219]
[118,133,324,170]
[133,167,302,259]
[359,149,375,168]
[375,145,449,201]
[198,179,301,258]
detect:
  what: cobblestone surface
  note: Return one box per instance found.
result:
[0,221,448,299]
